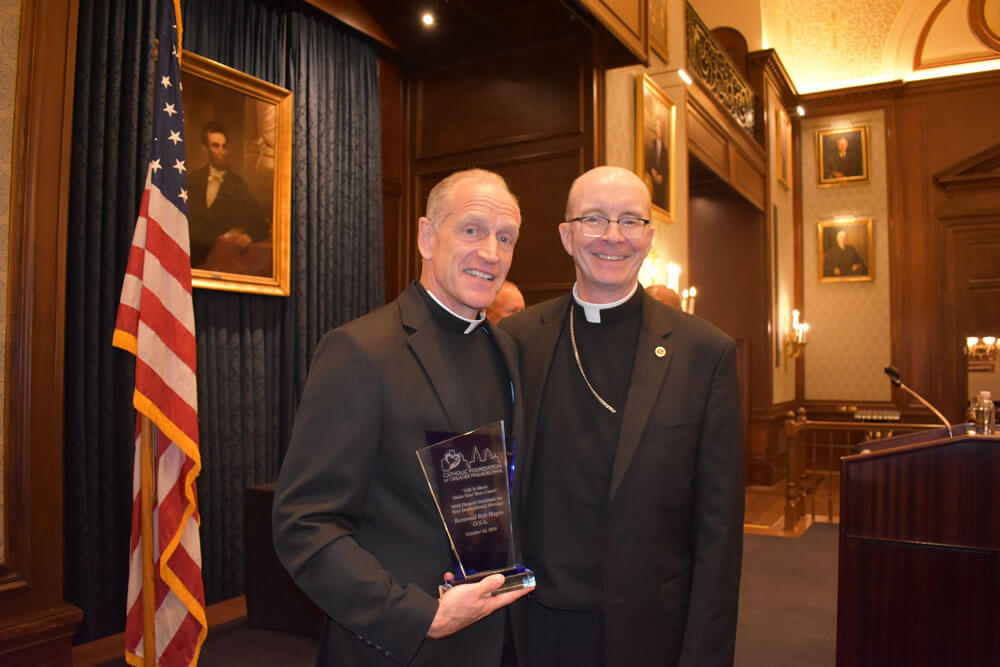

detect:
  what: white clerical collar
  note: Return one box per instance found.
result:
[572,283,639,323]
[424,287,486,334]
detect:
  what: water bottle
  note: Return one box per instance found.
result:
[973,390,995,435]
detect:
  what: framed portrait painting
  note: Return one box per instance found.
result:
[776,107,792,189]
[817,218,873,283]
[181,51,292,296]
[649,0,668,61]
[635,73,675,222]
[816,125,869,187]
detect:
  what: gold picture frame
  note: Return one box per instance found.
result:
[635,73,675,222]
[649,0,668,61]
[776,107,792,189]
[816,125,869,187]
[817,218,873,282]
[181,51,292,296]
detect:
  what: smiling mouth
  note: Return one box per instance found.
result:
[464,268,495,280]
[594,253,627,261]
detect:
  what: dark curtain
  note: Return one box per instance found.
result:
[64,0,383,642]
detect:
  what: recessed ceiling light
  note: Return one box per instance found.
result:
[422,12,434,26]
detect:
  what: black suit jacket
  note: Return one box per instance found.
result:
[273,283,525,666]
[187,165,268,267]
[501,291,744,667]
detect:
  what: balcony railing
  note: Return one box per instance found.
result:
[685,3,755,133]
[782,408,942,531]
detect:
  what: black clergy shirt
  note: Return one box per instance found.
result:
[416,283,513,438]
[524,288,642,611]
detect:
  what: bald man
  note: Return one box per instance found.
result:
[486,281,526,324]
[274,169,532,666]
[501,166,743,667]
[645,283,682,309]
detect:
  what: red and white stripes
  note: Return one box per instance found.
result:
[115,166,206,667]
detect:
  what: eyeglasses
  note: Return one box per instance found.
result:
[565,215,651,239]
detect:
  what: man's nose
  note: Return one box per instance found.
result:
[601,220,626,242]
[478,235,500,261]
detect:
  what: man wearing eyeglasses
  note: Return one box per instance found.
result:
[500,166,743,666]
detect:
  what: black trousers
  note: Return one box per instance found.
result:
[521,596,605,667]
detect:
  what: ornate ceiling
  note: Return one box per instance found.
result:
[692,0,1000,92]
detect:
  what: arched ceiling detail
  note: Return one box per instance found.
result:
[970,0,1000,50]
[696,0,1000,92]
[915,0,998,68]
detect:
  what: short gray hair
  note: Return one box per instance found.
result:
[425,169,517,228]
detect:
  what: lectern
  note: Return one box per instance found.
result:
[837,427,1000,666]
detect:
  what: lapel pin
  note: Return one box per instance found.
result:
[655,346,666,358]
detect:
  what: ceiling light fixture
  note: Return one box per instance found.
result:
[422,12,434,27]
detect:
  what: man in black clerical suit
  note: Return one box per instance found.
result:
[644,114,670,210]
[824,229,866,276]
[187,121,269,268]
[823,134,863,179]
[501,166,744,667]
[273,169,532,666]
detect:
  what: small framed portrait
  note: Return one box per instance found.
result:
[649,0,668,60]
[635,73,675,222]
[817,218,873,282]
[776,107,792,189]
[181,51,292,296]
[816,125,869,186]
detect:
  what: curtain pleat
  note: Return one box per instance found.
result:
[64,0,155,643]
[64,0,383,642]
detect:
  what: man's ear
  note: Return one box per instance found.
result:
[558,222,574,257]
[417,217,435,260]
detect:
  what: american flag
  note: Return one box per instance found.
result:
[112,0,207,664]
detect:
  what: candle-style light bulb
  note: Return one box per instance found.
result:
[667,263,681,293]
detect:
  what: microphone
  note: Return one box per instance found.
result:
[883,366,952,434]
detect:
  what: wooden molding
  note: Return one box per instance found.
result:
[969,0,1000,51]
[0,0,82,659]
[303,0,399,51]
[934,142,1000,193]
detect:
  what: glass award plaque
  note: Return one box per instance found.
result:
[417,421,535,596]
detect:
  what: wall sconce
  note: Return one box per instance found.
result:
[681,287,697,314]
[965,336,999,371]
[783,308,809,367]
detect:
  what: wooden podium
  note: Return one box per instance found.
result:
[837,427,1000,666]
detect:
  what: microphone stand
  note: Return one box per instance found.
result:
[884,366,953,435]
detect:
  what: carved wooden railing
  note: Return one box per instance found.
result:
[782,408,942,531]
[685,3,755,133]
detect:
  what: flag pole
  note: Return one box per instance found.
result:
[140,414,157,665]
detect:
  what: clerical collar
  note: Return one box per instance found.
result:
[572,283,639,323]
[418,282,486,334]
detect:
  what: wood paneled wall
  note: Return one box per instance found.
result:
[379,54,409,302]
[0,0,83,661]
[398,34,600,305]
